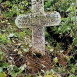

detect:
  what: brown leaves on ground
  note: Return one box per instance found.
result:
[57,52,67,66]
[7,50,52,75]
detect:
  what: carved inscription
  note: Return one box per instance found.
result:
[15,12,61,28]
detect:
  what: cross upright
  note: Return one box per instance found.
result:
[15,0,61,55]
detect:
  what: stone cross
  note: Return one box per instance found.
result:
[15,0,61,55]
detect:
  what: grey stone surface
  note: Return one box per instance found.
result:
[15,0,61,55]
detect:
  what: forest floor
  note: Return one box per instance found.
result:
[3,47,77,77]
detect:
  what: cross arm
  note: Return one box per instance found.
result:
[44,11,61,26]
[15,11,61,28]
[15,13,44,28]
[15,14,32,28]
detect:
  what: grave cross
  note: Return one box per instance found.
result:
[15,0,61,55]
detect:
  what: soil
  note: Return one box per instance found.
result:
[8,50,52,76]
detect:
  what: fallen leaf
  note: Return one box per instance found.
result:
[44,75,57,77]
[0,72,7,77]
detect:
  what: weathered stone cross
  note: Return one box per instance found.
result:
[15,0,61,55]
